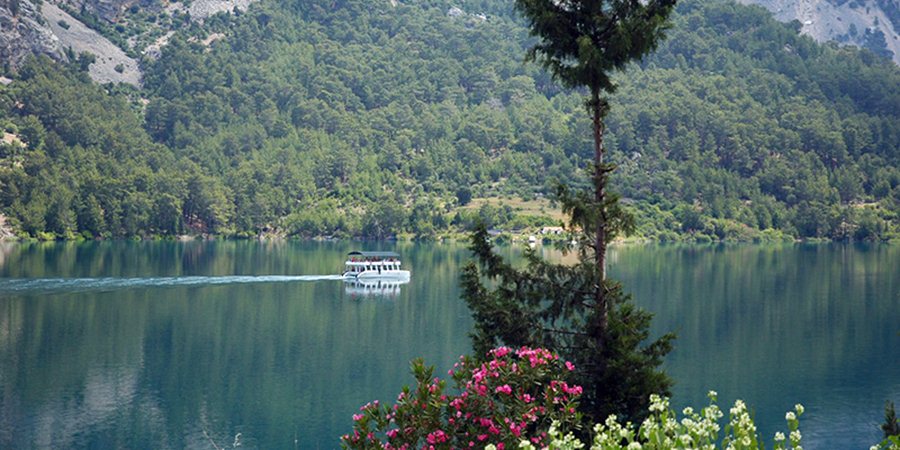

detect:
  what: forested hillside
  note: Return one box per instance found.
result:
[1,0,898,241]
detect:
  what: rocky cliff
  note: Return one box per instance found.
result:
[1,0,257,83]
[0,0,67,70]
[43,1,141,85]
[738,0,900,64]
[56,0,151,23]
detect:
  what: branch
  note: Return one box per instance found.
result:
[541,326,588,337]
[202,429,223,450]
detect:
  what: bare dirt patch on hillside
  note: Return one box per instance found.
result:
[167,0,259,21]
[42,2,141,86]
[0,215,15,240]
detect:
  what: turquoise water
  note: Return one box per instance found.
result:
[0,241,896,448]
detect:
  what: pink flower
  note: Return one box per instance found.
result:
[426,430,448,444]
[565,361,575,371]
[493,347,510,358]
[495,384,512,395]
[352,414,364,421]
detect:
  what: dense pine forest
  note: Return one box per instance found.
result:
[0,0,898,241]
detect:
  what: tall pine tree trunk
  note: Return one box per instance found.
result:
[591,89,608,347]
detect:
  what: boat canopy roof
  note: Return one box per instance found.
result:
[347,251,400,259]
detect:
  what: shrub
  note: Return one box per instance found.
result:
[341,347,582,449]
[517,392,806,450]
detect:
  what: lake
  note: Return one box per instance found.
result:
[0,241,896,449]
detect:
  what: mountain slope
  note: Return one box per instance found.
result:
[0,0,66,70]
[0,0,898,241]
[0,0,258,85]
[737,0,900,64]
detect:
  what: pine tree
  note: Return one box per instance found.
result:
[462,0,678,425]
[884,401,899,438]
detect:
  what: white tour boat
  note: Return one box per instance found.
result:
[342,251,410,280]
[344,278,409,297]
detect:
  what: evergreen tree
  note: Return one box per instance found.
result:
[462,0,678,425]
[885,401,899,439]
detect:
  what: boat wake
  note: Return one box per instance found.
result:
[0,275,346,293]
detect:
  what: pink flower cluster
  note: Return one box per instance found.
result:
[341,347,582,450]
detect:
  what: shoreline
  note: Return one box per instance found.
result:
[2,231,894,245]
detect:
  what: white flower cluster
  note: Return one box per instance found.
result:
[518,396,807,450]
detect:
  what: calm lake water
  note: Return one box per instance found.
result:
[0,241,896,449]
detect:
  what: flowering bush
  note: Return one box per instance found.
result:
[341,347,582,449]
[515,392,805,450]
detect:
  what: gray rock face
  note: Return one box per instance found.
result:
[737,0,900,64]
[0,0,67,70]
[42,2,141,85]
[57,0,153,23]
[0,0,258,79]
[166,0,259,21]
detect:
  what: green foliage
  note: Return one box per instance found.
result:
[515,0,677,95]
[517,394,806,450]
[0,0,897,240]
[462,224,675,425]
[0,57,201,238]
[460,0,677,431]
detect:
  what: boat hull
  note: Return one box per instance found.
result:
[343,270,410,280]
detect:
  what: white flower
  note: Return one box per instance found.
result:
[649,394,669,413]
[683,406,695,416]
[785,411,796,421]
[664,418,678,433]
[627,443,642,450]
[742,436,751,446]
[708,390,718,399]
[790,430,802,443]
[795,404,804,415]
[774,432,786,442]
